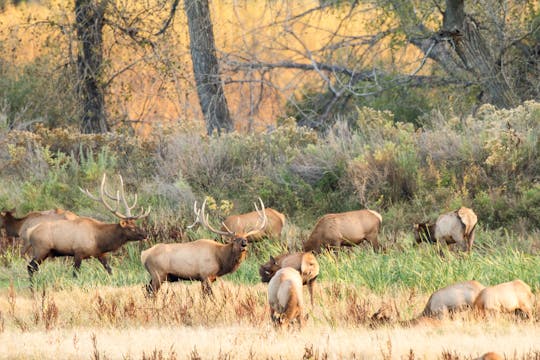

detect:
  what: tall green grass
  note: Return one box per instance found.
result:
[2,229,537,294]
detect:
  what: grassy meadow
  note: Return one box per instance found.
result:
[0,229,539,359]
[1,103,540,358]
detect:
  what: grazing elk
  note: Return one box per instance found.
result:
[421,280,485,318]
[141,198,267,296]
[0,208,79,255]
[413,222,436,245]
[27,174,150,279]
[221,207,285,242]
[259,252,319,305]
[474,279,535,319]
[303,209,382,253]
[268,267,304,329]
[435,207,478,252]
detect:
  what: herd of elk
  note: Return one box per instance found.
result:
[2,186,536,331]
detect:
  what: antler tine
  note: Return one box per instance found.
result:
[200,198,235,237]
[187,201,201,229]
[114,174,150,220]
[117,175,133,218]
[99,174,124,218]
[244,197,267,238]
[131,205,151,220]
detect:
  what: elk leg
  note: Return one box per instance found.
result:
[201,278,214,297]
[270,308,279,325]
[147,273,163,296]
[307,278,317,306]
[366,234,381,252]
[72,256,82,277]
[27,258,42,279]
[98,255,112,275]
[21,243,32,258]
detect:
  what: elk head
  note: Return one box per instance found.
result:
[259,255,279,283]
[80,174,151,240]
[189,197,267,251]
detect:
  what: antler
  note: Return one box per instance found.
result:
[190,198,236,236]
[243,197,267,238]
[79,174,151,220]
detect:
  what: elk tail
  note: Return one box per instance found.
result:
[367,210,383,224]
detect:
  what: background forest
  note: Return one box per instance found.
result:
[0,0,538,237]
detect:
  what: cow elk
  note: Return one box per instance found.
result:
[259,252,319,305]
[435,207,478,252]
[141,198,267,296]
[303,209,382,253]
[221,207,285,242]
[267,267,304,329]
[26,174,150,279]
[421,280,485,318]
[474,279,535,319]
[0,208,78,255]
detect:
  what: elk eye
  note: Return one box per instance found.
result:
[265,270,271,275]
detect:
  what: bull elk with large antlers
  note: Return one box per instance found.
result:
[141,198,267,296]
[26,174,150,279]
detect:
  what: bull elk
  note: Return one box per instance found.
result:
[0,208,79,255]
[303,209,382,253]
[221,207,285,242]
[26,174,150,279]
[267,267,304,329]
[259,252,319,305]
[141,198,267,296]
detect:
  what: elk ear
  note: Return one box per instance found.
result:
[119,220,128,227]
[269,255,276,263]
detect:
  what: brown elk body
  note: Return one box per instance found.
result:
[421,280,485,318]
[476,353,504,360]
[0,208,78,254]
[303,209,382,253]
[141,238,248,295]
[474,279,535,319]
[435,207,478,252]
[267,267,304,328]
[26,174,149,279]
[259,252,319,305]
[413,222,436,244]
[221,208,285,241]
[142,198,267,296]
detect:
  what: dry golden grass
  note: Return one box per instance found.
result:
[0,281,539,359]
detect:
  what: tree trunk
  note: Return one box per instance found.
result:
[442,0,518,108]
[185,0,233,135]
[75,0,109,133]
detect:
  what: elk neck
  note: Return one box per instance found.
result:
[94,222,130,253]
[216,241,247,277]
[2,212,27,237]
